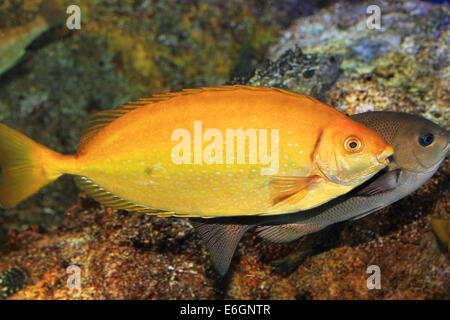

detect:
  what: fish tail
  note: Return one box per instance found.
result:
[0,123,74,207]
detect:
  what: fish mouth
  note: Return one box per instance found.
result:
[376,146,394,166]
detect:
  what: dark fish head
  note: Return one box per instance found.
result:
[350,112,449,173]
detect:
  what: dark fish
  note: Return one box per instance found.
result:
[431,219,449,253]
[0,0,64,76]
[0,267,27,299]
[192,111,450,275]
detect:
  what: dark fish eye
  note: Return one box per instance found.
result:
[419,133,434,147]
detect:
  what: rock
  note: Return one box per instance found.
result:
[230,46,342,102]
[270,0,449,126]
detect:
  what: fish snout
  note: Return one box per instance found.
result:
[377,145,394,166]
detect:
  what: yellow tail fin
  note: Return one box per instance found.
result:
[0,123,67,207]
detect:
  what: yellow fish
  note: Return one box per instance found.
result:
[0,0,63,76]
[0,86,393,218]
[431,219,450,253]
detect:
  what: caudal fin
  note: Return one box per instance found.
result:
[0,124,66,207]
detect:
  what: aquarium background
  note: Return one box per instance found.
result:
[0,0,448,299]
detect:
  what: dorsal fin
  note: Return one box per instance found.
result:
[77,85,316,150]
[77,101,147,150]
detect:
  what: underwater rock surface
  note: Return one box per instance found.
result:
[270,0,449,125]
[230,46,342,102]
[0,0,448,299]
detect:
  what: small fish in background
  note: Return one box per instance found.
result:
[192,112,449,275]
[0,266,28,300]
[431,219,449,253]
[0,85,393,219]
[0,0,64,76]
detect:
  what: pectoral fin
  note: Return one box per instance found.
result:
[355,169,401,196]
[270,175,320,206]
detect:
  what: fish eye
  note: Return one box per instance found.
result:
[344,136,362,153]
[419,133,434,147]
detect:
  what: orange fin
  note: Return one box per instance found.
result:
[270,175,320,206]
[78,85,319,151]
[0,124,64,207]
